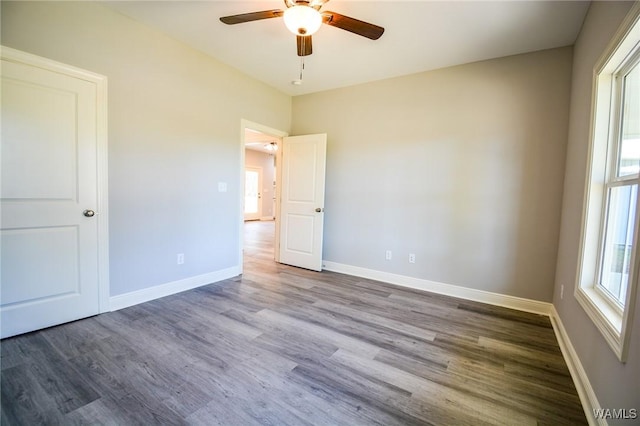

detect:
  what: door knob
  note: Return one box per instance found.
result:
[83,209,95,217]
[315,207,323,213]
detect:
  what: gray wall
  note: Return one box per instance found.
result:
[292,47,572,301]
[554,1,640,421]
[1,1,291,296]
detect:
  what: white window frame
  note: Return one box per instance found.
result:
[575,3,640,363]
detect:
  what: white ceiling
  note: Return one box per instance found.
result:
[245,128,281,153]
[103,0,590,96]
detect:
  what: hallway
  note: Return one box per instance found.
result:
[243,220,275,265]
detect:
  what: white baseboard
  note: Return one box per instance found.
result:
[109,266,240,311]
[322,261,552,315]
[549,306,604,426]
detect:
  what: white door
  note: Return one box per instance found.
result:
[1,47,108,338]
[279,134,327,271]
[244,167,262,221]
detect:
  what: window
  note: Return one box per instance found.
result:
[576,4,640,362]
[599,60,639,310]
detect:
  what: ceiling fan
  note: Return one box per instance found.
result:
[220,0,385,57]
[248,141,278,151]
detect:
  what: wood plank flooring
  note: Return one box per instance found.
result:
[1,220,587,425]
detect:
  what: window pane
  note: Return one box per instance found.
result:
[244,170,259,214]
[600,184,637,305]
[618,62,640,177]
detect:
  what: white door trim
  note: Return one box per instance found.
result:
[239,119,287,274]
[1,46,110,313]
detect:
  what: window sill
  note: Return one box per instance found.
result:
[575,286,625,361]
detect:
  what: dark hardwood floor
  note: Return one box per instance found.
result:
[1,220,587,425]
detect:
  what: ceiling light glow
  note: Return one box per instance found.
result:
[283,6,322,36]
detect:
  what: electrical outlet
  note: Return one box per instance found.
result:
[409,253,416,263]
[177,253,185,265]
[385,250,392,261]
[560,284,564,299]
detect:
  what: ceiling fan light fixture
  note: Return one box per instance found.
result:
[283,6,322,36]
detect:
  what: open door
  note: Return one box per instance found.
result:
[278,134,327,271]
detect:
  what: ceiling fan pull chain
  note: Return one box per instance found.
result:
[291,57,305,86]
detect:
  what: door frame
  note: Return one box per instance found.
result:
[239,119,287,273]
[1,46,110,313]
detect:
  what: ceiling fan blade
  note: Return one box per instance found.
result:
[322,11,384,40]
[297,35,313,56]
[220,10,284,25]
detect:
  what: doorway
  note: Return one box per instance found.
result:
[239,121,328,273]
[240,121,286,272]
